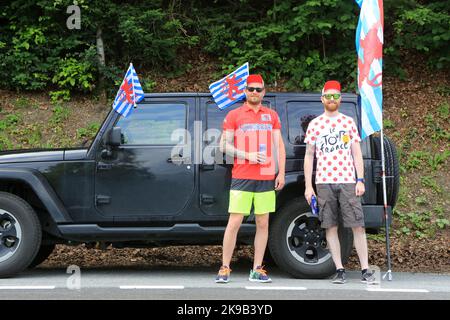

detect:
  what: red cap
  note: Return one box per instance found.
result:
[323,80,341,93]
[246,74,264,86]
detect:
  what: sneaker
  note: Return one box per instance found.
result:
[361,270,377,284]
[248,265,272,283]
[331,269,347,284]
[215,265,231,283]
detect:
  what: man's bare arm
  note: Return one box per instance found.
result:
[219,130,247,160]
[304,143,315,189]
[351,141,364,179]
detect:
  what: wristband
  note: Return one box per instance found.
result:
[356,178,365,183]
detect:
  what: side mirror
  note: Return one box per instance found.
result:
[104,127,122,147]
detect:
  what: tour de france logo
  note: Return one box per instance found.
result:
[319,128,351,154]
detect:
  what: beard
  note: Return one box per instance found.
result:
[324,102,339,112]
[247,95,261,105]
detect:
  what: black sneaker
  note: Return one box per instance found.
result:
[361,270,376,284]
[331,269,346,284]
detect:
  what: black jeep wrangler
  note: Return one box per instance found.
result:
[0,92,399,278]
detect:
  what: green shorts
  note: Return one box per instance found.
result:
[228,179,276,215]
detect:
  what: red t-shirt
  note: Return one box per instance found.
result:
[222,103,282,180]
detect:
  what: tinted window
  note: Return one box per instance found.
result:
[287,102,357,145]
[115,103,186,145]
[206,100,273,133]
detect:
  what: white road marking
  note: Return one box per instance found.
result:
[245,286,307,291]
[119,285,184,290]
[0,286,56,290]
[366,288,429,293]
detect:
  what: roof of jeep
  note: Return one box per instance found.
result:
[142,92,358,99]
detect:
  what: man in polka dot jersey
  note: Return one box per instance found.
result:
[303,80,375,285]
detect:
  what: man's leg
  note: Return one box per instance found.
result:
[316,184,341,269]
[222,213,245,267]
[352,226,369,270]
[326,226,344,270]
[253,213,269,269]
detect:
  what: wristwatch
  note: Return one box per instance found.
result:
[356,178,365,183]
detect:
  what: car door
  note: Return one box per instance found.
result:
[94,99,195,220]
[198,96,276,216]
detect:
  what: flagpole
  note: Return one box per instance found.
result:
[380,125,393,281]
[130,62,137,108]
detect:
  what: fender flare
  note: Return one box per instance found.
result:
[0,168,72,224]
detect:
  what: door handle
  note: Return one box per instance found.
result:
[167,157,191,164]
[97,162,112,170]
[200,163,215,170]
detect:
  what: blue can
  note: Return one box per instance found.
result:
[259,143,267,154]
[310,195,319,215]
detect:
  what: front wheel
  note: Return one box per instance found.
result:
[269,199,353,278]
[0,192,42,278]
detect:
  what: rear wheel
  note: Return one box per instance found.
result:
[269,199,352,278]
[0,192,41,278]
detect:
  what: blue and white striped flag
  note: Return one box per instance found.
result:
[112,63,145,117]
[209,62,249,110]
[355,0,384,139]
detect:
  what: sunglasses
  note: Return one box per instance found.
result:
[322,93,341,100]
[246,86,264,93]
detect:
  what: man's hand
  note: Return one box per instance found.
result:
[355,181,365,197]
[304,187,316,205]
[247,152,267,164]
[275,173,285,191]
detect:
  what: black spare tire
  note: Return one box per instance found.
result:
[372,136,400,208]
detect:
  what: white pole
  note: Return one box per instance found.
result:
[130,63,137,108]
[380,125,393,281]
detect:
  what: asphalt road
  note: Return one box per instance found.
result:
[0,265,449,300]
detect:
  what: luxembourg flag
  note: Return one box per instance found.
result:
[112,63,145,117]
[209,62,249,110]
[355,0,384,139]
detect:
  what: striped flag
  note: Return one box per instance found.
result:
[112,63,144,117]
[355,0,384,139]
[209,62,249,110]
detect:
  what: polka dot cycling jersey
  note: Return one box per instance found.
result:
[304,113,361,184]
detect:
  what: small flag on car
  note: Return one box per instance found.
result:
[209,62,249,110]
[112,63,144,117]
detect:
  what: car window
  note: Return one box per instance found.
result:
[205,99,273,135]
[115,103,186,145]
[287,101,357,145]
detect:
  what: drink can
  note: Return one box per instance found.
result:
[259,143,267,154]
[310,195,319,215]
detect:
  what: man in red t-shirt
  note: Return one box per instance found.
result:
[304,80,375,285]
[215,74,286,283]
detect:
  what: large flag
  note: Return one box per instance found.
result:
[355,0,384,139]
[209,62,249,110]
[112,63,144,117]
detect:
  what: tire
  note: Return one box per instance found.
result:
[0,192,42,278]
[28,244,55,269]
[269,199,353,279]
[373,136,400,208]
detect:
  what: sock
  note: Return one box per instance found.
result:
[361,269,368,275]
[337,268,345,272]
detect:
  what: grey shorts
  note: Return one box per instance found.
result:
[316,184,365,228]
